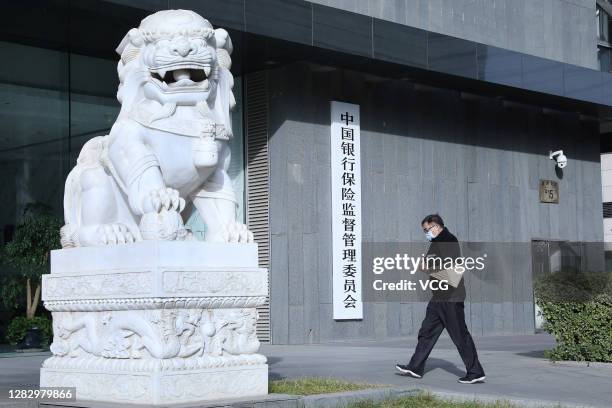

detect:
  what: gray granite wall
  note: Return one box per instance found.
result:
[309,0,598,69]
[267,63,602,344]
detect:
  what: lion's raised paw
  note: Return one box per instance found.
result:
[147,187,185,213]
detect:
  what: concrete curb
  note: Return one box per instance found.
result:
[302,386,419,408]
[419,387,604,408]
[2,386,607,408]
[3,394,302,408]
[0,402,38,408]
[545,360,612,369]
[301,386,606,408]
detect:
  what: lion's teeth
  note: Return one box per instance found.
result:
[204,66,211,77]
[158,69,167,78]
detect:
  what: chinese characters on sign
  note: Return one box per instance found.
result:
[330,101,363,320]
[539,180,559,204]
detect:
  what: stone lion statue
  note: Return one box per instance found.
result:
[60,9,253,247]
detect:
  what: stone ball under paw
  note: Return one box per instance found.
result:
[139,209,187,241]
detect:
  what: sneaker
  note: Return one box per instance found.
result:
[395,364,422,378]
[458,373,486,384]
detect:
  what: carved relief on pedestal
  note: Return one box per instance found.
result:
[162,270,268,295]
[43,296,268,312]
[44,271,153,299]
[48,308,261,362]
[43,267,268,301]
[159,367,267,401]
[42,371,152,401]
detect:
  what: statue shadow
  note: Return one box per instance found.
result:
[266,357,284,381]
[266,356,282,365]
[268,371,285,381]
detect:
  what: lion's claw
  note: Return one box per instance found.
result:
[148,187,184,213]
[97,223,135,245]
[224,222,254,243]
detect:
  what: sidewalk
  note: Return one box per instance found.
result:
[0,334,610,408]
[262,334,612,408]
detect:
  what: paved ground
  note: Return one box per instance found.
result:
[262,334,612,408]
[0,334,610,407]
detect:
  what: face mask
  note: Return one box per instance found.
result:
[425,230,435,241]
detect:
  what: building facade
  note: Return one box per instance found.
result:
[1,0,610,344]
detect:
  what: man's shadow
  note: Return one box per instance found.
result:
[395,358,465,377]
[424,358,465,376]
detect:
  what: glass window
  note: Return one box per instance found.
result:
[598,46,611,72]
[0,41,121,243]
[229,78,246,224]
[597,5,611,44]
[185,78,246,239]
[0,41,70,243]
[68,54,121,166]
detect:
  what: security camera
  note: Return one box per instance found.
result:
[549,150,567,169]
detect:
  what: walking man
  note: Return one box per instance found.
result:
[395,214,486,384]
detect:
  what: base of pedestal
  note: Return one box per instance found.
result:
[41,242,269,405]
[40,364,268,404]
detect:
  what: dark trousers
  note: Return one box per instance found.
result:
[408,301,484,376]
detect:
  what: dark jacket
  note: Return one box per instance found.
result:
[426,227,466,302]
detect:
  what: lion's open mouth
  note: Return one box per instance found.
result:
[150,64,210,90]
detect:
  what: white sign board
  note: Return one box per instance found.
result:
[330,101,363,320]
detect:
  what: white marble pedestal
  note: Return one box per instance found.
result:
[39,241,269,405]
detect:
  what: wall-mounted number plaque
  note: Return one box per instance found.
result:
[539,180,559,204]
